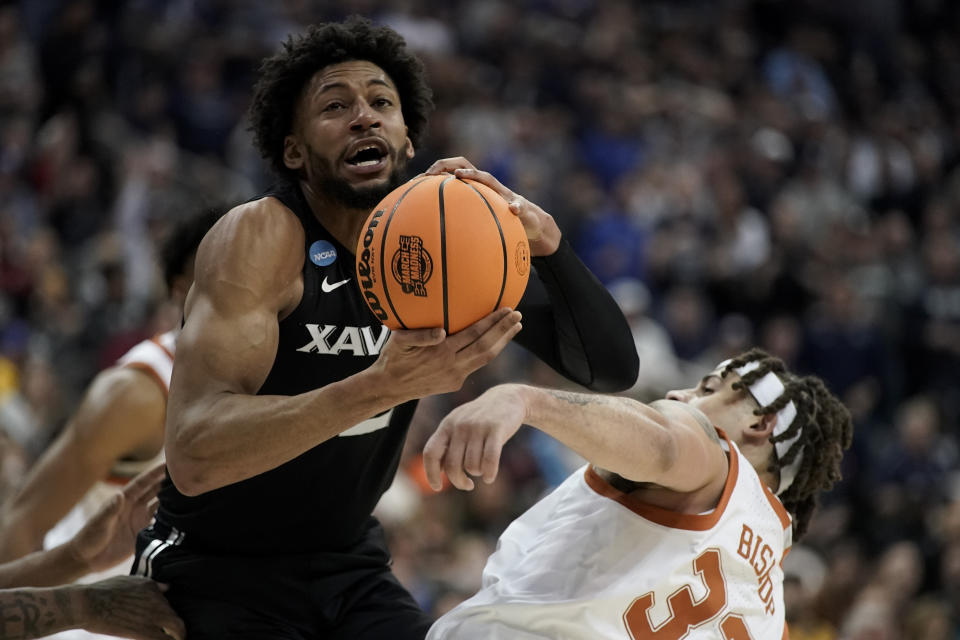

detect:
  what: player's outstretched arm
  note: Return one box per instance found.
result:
[0,576,184,640]
[0,368,166,563]
[165,199,523,496]
[424,157,639,393]
[423,385,725,494]
[0,463,164,589]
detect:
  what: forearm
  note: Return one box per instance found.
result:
[510,384,670,481]
[167,367,402,495]
[518,240,638,392]
[0,522,43,566]
[0,544,87,589]
[0,586,81,639]
[0,435,106,564]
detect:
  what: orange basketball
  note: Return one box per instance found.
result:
[356,174,530,333]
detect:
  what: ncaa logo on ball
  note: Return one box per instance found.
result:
[309,240,337,267]
[392,235,433,297]
[515,241,530,276]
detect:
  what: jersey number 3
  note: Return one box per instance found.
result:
[622,549,755,639]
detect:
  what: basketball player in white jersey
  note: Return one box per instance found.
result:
[0,209,220,638]
[424,348,852,639]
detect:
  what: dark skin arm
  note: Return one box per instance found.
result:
[0,463,164,589]
[0,577,184,640]
[0,368,165,562]
[165,197,523,496]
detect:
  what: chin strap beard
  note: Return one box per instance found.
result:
[721,359,802,496]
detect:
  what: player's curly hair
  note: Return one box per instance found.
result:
[161,205,225,290]
[248,16,433,179]
[721,348,853,539]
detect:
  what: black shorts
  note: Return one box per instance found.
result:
[133,520,433,640]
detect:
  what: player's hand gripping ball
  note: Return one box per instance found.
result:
[356,174,530,333]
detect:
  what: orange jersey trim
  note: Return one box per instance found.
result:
[762,483,792,531]
[149,334,175,360]
[122,362,169,399]
[584,431,740,531]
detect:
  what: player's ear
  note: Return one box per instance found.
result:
[404,135,415,160]
[283,135,305,170]
[754,412,778,437]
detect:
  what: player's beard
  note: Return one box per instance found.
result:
[306,143,410,211]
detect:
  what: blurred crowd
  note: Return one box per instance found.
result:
[0,0,958,637]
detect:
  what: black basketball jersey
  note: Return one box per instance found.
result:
[156,182,418,555]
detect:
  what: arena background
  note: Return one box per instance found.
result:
[0,0,958,637]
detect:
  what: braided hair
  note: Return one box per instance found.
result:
[248,16,434,179]
[721,348,853,539]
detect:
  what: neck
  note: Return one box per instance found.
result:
[740,444,779,493]
[299,179,368,253]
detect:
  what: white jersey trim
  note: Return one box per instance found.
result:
[116,329,178,394]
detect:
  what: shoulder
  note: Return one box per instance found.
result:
[117,334,174,366]
[116,336,175,393]
[648,399,723,449]
[71,367,166,437]
[645,399,729,500]
[85,367,167,409]
[202,197,305,264]
[192,197,306,310]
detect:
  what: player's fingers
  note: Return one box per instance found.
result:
[91,492,123,526]
[453,167,515,202]
[422,430,450,491]
[132,497,161,531]
[135,582,185,640]
[160,615,186,640]
[389,327,446,349]
[424,156,477,175]
[456,314,523,370]
[124,462,167,502]
[442,428,475,491]
[508,199,531,218]
[481,434,505,484]
[463,429,486,477]
[446,308,513,350]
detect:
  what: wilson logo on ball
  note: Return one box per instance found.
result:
[355,174,529,333]
[357,208,387,322]
[392,235,432,297]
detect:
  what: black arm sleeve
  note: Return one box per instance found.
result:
[514,239,639,392]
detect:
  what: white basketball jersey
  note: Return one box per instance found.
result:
[42,331,176,640]
[429,433,792,640]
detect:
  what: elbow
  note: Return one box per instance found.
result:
[165,454,210,497]
[165,421,215,497]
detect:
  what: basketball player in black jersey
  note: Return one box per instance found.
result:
[133,16,639,639]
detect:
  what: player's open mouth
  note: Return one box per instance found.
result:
[345,141,388,175]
